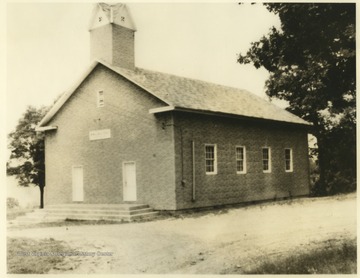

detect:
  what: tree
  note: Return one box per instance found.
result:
[7,106,48,208]
[238,3,356,195]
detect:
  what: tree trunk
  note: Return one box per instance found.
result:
[316,143,327,195]
[39,186,44,209]
[313,127,328,196]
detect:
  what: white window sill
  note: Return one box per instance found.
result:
[236,171,247,175]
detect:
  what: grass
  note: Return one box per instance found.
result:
[7,237,71,274]
[235,238,357,274]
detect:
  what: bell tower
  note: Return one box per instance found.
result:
[89,3,136,70]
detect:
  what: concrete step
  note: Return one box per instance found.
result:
[46,204,150,211]
[9,204,158,224]
[48,211,158,222]
[44,207,153,216]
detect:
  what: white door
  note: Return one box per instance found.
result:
[72,166,84,202]
[123,162,137,201]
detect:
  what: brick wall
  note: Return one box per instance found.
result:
[112,25,135,70]
[43,64,310,211]
[44,64,177,210]
[90,25,113,65]
[172,112,310,210]
[90,24,135,70]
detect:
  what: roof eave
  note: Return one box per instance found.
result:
[38,61,100,128]
[150,106,312,128]
[149,106,175,114]
[35,125,58,132]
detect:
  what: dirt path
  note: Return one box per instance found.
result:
[7,194,356,274]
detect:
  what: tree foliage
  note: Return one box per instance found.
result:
[238,3,356,195]
[7,106,48,208]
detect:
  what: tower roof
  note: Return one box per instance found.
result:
[88,3,136,31]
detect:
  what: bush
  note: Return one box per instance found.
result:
[326,171,356,195]
[312,171,356,197]
[7,197,19,209]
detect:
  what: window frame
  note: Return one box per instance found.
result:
[97,90,105,108]
[205,144,217,175]
[285,148,293,172]
[235,146,246,174]
[262,147,271,173]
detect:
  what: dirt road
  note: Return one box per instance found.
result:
[7,194,356,274]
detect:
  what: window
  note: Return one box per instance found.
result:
[285,148,293,172]
[97,90,104,107]
[262,147,271,173]
[236,146,246,174]
[205,145,217,174]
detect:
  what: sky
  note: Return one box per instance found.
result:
[6,2,281,134]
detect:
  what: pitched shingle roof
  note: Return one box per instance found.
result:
[108,63,310,126]
[37,60,310,129]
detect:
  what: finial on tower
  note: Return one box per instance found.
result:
[89,3,136,31]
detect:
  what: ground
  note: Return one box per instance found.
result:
[7,193,356,274]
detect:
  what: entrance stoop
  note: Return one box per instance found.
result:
[10,204,158,225]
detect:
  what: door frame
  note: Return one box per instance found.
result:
[72,165,84,202]
[122,161,137,201]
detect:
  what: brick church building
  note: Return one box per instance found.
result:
[37,3,311,211]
